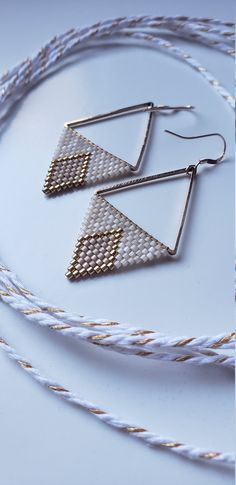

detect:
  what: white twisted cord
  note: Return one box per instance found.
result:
[0,16,235,112]
[0,16,234,366]
[0,266,234,368]
[0,336,234,467]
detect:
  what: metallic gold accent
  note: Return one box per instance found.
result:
[89,408,106,415]
[0,290,10,297]
[22,307,64,315]
[18,360,33,369]
[161,442,182,448]
[90,334,110,341]
[22,308,42,315]
[18,287,33,296]
[48,385,69,392]
[135,338,154,346]
[81,321,119,327]
[5,286,19,294]
[42,307,64,313]
[49,324,71,330]
[125,427,147,433]
[210,332,235,349]
[67,228,123,280]
[43,152,91,195]
[175,355,193,362]
[131,330,155,336]
[1,285,32,296]
[201,452,221,460]
[175,337,195,347]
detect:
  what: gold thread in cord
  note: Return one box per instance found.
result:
[175,355,193,362]
[18,360,33,369]
[175,337,195,347]
[22,307,64,315]
[90,334,110,341]
[210,332,235,349]
[0,291,10,297]
[125,427,147,433]
[131,330,155,336]
[161,442,182,448]
[81,321,119,327]
[201,452,221,459]
[89,408,106,415]
[49,324,71,330]
[42,307,65,313]
[22,308,43,315]
[135,338,154,346]
[5,286,19,294]
[48,385,69,392]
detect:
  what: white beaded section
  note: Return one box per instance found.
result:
[53,126,131,188]
[72,194,168,275]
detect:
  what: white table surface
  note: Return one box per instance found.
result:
[0,1,234,484]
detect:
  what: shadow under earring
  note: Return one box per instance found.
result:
[66,131,226,280]
[43,102,193,195]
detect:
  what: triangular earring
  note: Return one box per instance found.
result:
[43,102,193,195]
[66,131,226,280]
[66,165,195,280]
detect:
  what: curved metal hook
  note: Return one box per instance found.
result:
[165,130,226,166]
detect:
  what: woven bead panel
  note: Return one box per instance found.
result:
[67,194,168,279]
[43,127,132,194]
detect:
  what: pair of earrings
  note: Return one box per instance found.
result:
[43,101,226,280]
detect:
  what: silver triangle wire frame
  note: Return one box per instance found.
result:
[96,164,197,257]
[65,102,194,173]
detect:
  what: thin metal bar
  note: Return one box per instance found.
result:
[65,102,153,128]
[131,105,154,172]
[65,103,194,128]
[152,105,194,112]
[97,167,188,195]
[168,167,196,255]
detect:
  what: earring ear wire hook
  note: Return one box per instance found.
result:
[165,130,226,167]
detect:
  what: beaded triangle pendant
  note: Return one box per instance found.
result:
[43,102,154,195]
[66,165,196,280]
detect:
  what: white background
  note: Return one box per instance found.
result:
[0,1,234,484]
